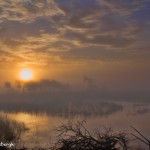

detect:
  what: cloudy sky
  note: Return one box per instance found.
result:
[0,0,150,92]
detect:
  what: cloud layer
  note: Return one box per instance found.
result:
[0,0,150,67]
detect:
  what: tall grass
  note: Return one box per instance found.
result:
[0,115,28,146]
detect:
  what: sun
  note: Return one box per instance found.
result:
[19,68,34,81]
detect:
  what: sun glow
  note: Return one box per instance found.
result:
[19,68,34,81]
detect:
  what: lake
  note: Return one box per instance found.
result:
[0,100,150,149]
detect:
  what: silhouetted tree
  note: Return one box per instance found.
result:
[15,80,22,89]
[131,126,150,150]
[83,76,97,91]
[4,82,12,91]
[52,121,128,150]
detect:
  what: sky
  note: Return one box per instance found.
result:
[1,2,150,147]
[0,0,150,93]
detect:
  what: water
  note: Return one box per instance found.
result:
[0,101,150,148]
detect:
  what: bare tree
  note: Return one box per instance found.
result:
[52,121,129,150]
[131,126,150,150]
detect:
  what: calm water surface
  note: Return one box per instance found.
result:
[1,101,150,148]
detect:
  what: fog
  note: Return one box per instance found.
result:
[0,79,150,117]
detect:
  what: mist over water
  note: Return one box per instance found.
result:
[0,96,150,148]
[1,80,150,148]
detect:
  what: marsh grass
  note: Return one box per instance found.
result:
[0,115,29,149]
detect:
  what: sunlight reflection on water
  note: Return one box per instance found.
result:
[0,102,150,148]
